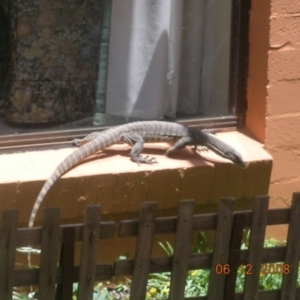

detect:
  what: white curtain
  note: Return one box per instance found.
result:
[105,0,231,120]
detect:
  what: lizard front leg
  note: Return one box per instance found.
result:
[121,132,157,164]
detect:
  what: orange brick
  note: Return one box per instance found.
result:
[266,114,300,149]
[269,148,300,182]
[268,49,300,83]
[267,80,300,115]
[270,15,300,48]
[272,0,300,14]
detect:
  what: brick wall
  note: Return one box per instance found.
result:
[247,0,300,238]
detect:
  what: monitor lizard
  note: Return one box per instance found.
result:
[28,120,246,227]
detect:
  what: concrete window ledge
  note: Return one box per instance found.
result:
[0,131,272,226]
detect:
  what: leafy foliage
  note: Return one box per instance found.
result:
[15,231,297,300]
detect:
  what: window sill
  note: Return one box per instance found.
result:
[0,131,272,226]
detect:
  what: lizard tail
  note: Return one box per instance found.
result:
[204,132,246,168]
[28,170,63,227]
[28,141,100,227]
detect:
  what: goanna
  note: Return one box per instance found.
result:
[28,121,246,227]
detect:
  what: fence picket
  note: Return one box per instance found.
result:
[169,200,195,299]
[0,210,18,299]
[280,192,300,299]
[224,213,246,298]
[129,202,157,300]
[77,205,101,300]
[243,195,269,300]
[39,208,60,300]
[56,226,76,300]
[207,198,235,300]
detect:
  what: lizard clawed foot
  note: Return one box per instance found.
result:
[133,155,158,165]
[72,138,82,147]
[195,145,209,152]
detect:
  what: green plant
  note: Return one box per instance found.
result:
[14,231,297,299]
[146,231,293,299]
[13,291,31,300]
[146,233,212,299]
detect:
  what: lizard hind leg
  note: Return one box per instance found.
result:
[72,132,102,147]
[121,132,157,165]
[166,136,193,155]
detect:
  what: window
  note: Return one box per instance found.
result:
[0,0,250,149]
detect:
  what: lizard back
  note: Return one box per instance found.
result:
[28,121,191,227]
